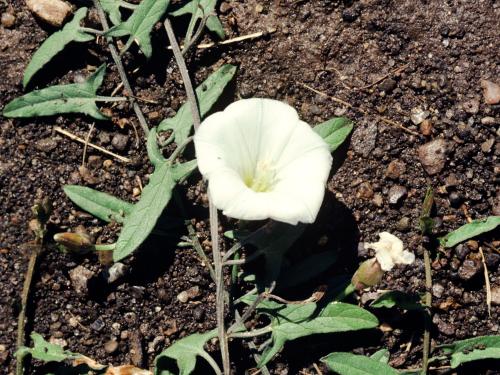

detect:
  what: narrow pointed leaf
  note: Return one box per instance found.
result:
[170,0,224,39]
[4,64,109,120]
[154,329,217,375]
[439,216,500,248]
[106,0,170,58]
[439,335,500,368]
[314,117,354,152]
[63,185,133,223]
[321,352,399,375]
[158,64,236,143]
[113,160,197,261]
[23,7,94,87]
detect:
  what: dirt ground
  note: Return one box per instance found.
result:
[1,0,499,374]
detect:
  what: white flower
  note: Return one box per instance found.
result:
[365,232,415,271]
[194,98,332,225]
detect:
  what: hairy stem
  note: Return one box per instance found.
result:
[92,0,150,137]
[16,250,38,375]
[422,246,432,375]
[164,18,230,374]
[229,325,272,339]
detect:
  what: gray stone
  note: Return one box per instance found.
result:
[417,139,449,175]
[35,137,58,152]
[432,283,445,298]
[104,339,118,354]
[481,79,500,105]
[388,185,407,205]
[491,286,500,306]
[26,0,71,27]
[1,12,16,28]
[111,133,129,151]
[352,122,377,157]
[68,265,94,294]
[458,259,482,281]
[105,262,128,284]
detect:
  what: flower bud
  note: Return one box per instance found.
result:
[351,258,384,290]
[54,232,93,253]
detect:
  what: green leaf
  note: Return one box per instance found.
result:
[245,299,378,367]
[439,216,500,248]
[106,0,170,58]
[16,333,80,363]
[100,0,126,25]
[113,160,197,261]
[321,352,399,375]
[158,64,237,144]
[154,329,217,375]
[23,8,94,87]
[4,64,110,120]
[313,117,353,153]
[147,127,167,167]
[170,0,225,39]
[370,291,424,311]
[439,335,500,368]
[370,349,390,364]
[63,185,133,223]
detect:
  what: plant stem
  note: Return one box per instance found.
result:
[422,246,432,375]
[94,243,116,251]
[167,136,194,162]
[95,96,129,102]
[16,250,38,375]
[80,27,105,35]
[229,325,272,339]
[164,19,201,132]
[199,351,223,375]
[119,0,137,10]
[164,17,230,374]
[187,223,216,282]
[92,0,150,137]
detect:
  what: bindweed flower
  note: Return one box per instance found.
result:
[194,98,332,225]
[365,232,415,271]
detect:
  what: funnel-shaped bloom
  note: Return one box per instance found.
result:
[194,98,332,225]
[365,232,415,271]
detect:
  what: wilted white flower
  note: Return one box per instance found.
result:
[365,232,415,271]
[194,98,332,225]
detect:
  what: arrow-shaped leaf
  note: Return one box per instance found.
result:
[100,0,138,25]
[4,64,112,120]
[16,332,80,363]
[170,0,225,39]
[113,159,197,261]
[321,352,399,375]
[23,7,94,87]
[106,0,170,58]
[63,185,133,223]
[158,64,237,144]
[154,329,217,375]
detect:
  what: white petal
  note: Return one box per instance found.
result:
[194,98,332,224]
[366,232,415,271]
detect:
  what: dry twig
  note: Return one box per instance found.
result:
[55,126,132,163]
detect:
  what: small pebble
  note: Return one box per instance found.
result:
[418,139,449,175]
[104,339,119,354]
[481,138,495,153]
[432,283,445,298]
[357,182,373,199]
[385,160,406,179]
[1,12,16,28]
[491,286,500,306]
[90,318,105,332]
[105,262,128,283]
[219,2,232,14]
[35,138,58,152]
[388,185,407,205]
[481,79,500,105]
[396,217,410,232]
[192,306,205,321]
[458,259,482,281]
[378,78,397,93]
[177,286,200,303]
[68,265,94,294]
[410,107,429,125]
[351,122,377,157]
[462,98,480,114]
[372,193,383,207]
[448,191,463,208]
[255,4,264,13]
[420,119,433,136]
[87,155,102,169]
[481,116,496,125]
[26,0,72,27]
[341,7,360,22]
[111,133,129,151]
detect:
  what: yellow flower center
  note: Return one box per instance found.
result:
[244,160,277,192]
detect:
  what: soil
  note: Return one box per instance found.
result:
[1,0,499,374]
